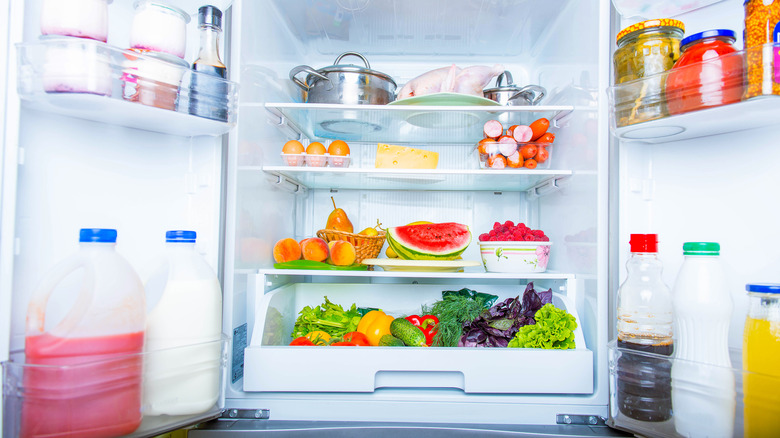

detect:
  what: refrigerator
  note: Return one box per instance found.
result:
[1,0,777,436]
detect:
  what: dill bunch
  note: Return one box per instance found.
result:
[422,292,493,347]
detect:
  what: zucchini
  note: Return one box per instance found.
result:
[378,334,405,347]
[389,318,427,347]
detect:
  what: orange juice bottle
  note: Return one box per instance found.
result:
[743,283,780,437]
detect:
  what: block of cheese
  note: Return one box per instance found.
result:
[375,144,439,169]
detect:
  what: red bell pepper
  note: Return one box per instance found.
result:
[405,314,439,346]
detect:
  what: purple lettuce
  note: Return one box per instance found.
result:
[458,282,553,348]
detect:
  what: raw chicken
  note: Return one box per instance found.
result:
[398,64,504,99]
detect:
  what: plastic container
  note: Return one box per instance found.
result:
[40,0,111,42]
[129,1,190,59]
[744,0,780,98]
[665,29,744,115]
[143,230,223,416]
[327,154,350,168]
[476,140,552,170]
[478,241,552,273]
[613,19,684,127]
[742,283,780,437]
[671,242,735,437]
[281,152,306,166]
[121,49,189,111]
[22,228,146,438]
[614,234,673,422]
[41,36,113,96]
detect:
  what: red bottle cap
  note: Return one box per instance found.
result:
[629,234,658,253]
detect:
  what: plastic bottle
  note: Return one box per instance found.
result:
[143,230,223,416]
[615,233,674,422]
[671,242,735,438]
[23,228,145,438]
[188,5,229,121]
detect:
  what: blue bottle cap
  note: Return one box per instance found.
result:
[681,29,736,48]
[746,284,780,294]
[166,230,196,243]
[79,228,117,243]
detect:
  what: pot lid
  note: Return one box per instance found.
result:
[311,52,396,86]
[483,71,524,93]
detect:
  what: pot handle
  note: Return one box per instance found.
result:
[333,51,371,69]
[509,84,547,105]
[289,65,329,90]
[495,71,514,87]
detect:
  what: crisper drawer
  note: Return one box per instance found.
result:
[243,283,593,394]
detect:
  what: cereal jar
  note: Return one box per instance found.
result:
[744,0,780,98]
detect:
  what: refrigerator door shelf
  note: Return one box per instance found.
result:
[244,283,592,394]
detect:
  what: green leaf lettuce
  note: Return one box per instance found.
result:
[507,303,577,349]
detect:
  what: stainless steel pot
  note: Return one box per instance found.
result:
[483,71,546,106]
[289,52,397,104]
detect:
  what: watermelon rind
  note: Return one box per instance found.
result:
[386,222,471,261]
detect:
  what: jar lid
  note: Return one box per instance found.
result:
[80,228,117,243]
[629,234,658,253]
[746,283,780,294]
[166,230,196,243]
[682,242,719,255]
[616,19,685,44]
[681,29,736,48]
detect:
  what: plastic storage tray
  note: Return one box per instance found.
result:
[244,283,592,394]
[16,37,239,137]
[2,337,229,438]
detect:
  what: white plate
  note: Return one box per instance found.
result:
[361,258,482,272]
[389,92,501,107]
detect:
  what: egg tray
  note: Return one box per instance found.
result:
[316,229,386,264]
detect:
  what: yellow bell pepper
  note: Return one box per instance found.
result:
[356,310,394,346]
[304,330,331,345]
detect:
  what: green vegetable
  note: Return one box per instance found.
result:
[507,303,577,349]
[291,296,362,339]
[378,334,405,347]
[389,318,427,347]
[421,288,497,347]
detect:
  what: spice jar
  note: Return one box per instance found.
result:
[743,283,780,438]
[613,19,684,127]
[129,1,190,59]
[40,0,111,42]
[665,29,744,116]
[744,0,780,98]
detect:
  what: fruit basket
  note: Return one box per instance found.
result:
[316,229,386,263]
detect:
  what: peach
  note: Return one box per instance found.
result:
[326,240,357,266]
[300,237,329,262]
[272,238,301,263]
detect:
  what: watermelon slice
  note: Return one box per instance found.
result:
[386,222,471,261]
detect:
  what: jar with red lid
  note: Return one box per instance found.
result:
[665,29,744,115]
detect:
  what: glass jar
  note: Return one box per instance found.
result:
[665,29,743,116]
[613,19,684,127]
[122,49,189,111]
[743,283,780,438]
[40,0,112,42]
[129,1,190,59]
[744,0,780,98]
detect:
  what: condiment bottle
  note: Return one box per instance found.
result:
[615,234,673,422]
[23,228,145,438]
[671,242,735,438]
[143,230,223,416]
[612,19,684,127]
[188,5,229,122]
[744,0,780,98]
[665,29,744,115]
[742,283,780,437]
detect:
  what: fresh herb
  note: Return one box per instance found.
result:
[421,288,496,347]
[291,296,362,339]
[507,303,577,349]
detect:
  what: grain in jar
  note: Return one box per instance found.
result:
[613,19,685,127]
[744,0,780,98]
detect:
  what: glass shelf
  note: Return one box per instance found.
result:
[258,268,576,280]
[255,166,573,192]
[264,102,574,144]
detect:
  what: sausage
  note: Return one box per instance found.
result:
[529,118,550,141]
[497,135,518,156]
[511,125,533,143]
[506,151,524,168]
[483,119,504,139]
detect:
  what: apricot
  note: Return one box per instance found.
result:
[326,240,357,266]
[272,238,301,263]
[300,237,329,262]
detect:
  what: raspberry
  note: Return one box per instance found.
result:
[541,236,550,242]
[533,230,544,237]
[517,223,526,229]
[493,222,501,230]
[503,220,514,228]
[524,235,535,241]
[479,233,490,241]
[489,230,497,237]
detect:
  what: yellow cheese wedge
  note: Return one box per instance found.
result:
[375,144,439,169]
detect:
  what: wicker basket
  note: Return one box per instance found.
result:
[316,229,386,263]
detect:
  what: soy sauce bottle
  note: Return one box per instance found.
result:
[188,5,229,121]
[615,234,674,422]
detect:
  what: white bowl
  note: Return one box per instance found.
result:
[478,240,552,273]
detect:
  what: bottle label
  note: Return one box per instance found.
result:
[774,22,780,84]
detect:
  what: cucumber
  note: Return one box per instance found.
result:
[378,334,405,347]
[389,318,427,347]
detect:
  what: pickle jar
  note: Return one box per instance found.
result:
[613,19,685,127]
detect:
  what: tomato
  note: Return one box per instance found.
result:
[290,336,315,346]
[305,330,331,345]
[529,118,550,141]
[342,331,370,346]
[519,144,538,159]
[524,158,538,169]
[534,147,549,163]
[536,132,555,145]
[330,341,358,346]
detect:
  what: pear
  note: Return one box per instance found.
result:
[358,219,382,236]
[326,197,353,233]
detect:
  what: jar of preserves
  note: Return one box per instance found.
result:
[665,29,744,115]
[613,19,684,127]
[744,0,780,98]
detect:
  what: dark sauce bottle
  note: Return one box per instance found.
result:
[188,5,229,122]
[616,338,673,422]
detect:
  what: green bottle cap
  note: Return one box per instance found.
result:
[682,242,720,256]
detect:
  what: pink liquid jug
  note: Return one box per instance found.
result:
[22,228,146,438]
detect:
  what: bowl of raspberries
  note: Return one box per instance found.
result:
[478,221,552,273]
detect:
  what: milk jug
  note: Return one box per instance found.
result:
[23,228,146,438]
[143,230,223,416]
